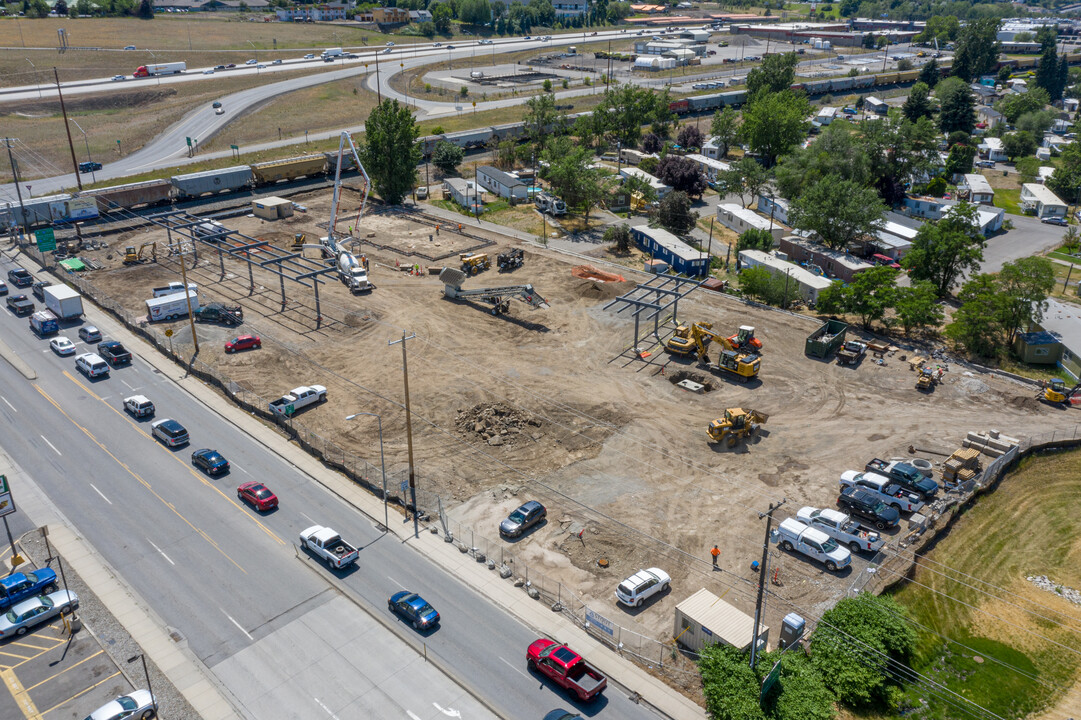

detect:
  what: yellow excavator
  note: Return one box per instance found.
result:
[123,241,157,265]
[1040,378,1081,405]
[665,322,712,356]
[707,408,769,447]
[688,322,761,381]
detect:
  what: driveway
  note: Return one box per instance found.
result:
[980,214,1067,274]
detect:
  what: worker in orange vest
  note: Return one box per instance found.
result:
[711,545,720,569]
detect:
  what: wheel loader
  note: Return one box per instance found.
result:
[707,408,768,447]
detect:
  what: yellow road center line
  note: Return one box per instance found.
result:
[0,665,43,720]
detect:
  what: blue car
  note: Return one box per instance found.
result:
[388,591,439,630]
[0,569,58,610]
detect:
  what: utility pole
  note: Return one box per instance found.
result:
[178,240,200,354]
[706,217,714,275]
[388,332,418,538]
[4,138,31,239]
[750,499,785,670]
[374,54,382,103]
[54,68,82,191]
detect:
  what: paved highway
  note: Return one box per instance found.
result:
[0,250,665,720]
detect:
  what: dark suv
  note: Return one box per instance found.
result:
[499,500,546,538]
[7,267,33,288]
[99,340,132,366]
[32,281,48,301]
[837,487,899,530]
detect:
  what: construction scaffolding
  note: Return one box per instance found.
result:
[604,274,704,358]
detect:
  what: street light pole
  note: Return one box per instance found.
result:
[344,412,388,532]
[127,654,156,715]
[70,117,95,184]
[388,332,418,538]
[26,59,42,99]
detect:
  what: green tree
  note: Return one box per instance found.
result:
[699,644,766,720]
[903,200,985,296]
[710,106,739,158]
[603,223,632,253]
[723,157,769,208]
[543,137,607,222]
[418,21,436,37]
[656,191,697,235]
[1063,225,1081,254]
[901,81,934,123]
[361,99,421,205]
[936,77,977,136]
[737,227,774,252]
[897,58,913,72]
[861,115,939,205]
[1002,131,1037,161]
[738,266,774,303]
[951,17,1001,82]
[764,650,836,720]
[893,280,944,335]
[431,140,464,174]
[775,122,869,199]
[915,14,960,44]
[996,86,1050,124]
[746,52,799,98]
[944,142,977,176]
[1015,156,1041,183]
[1016,109,1056,137]
[997,257,1056,343]
[739,89,810,166]
[1048,141,1081,205]
[599,84,660,148]
[458,0,491,25]
[917,57,940,86]
[811,592,917,708]
[25,0,48,15]
[54,0,68,13]
[1035,28,1061,99]
[945,273,1008,356]
[542,78,552,92]
[788,176,885,251]
[524,93,558,154]
[606,0,631,23]
[846,266,898,329]
[431,3,453,33]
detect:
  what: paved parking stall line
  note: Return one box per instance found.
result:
[37,670,122,717]
[22,650,105,692]
[0,665,42,720]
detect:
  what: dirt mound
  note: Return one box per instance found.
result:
[571,265,625,283]
[1008,395,1044,412]
[455,402,542,446]
[667,370,714,392]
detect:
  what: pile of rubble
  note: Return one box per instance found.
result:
[1027,575,1081,607]
[455,403,541,446]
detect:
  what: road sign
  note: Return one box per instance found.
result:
[35,227,56,252]
[164,328,174,337]
[0,474,16,518]
[186,136,193,147]
[399,480,408,494]
[760,657,782,700]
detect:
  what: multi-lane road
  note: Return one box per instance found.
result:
[0,250,665,720]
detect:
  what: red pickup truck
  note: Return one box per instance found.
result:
[526,639,607,702]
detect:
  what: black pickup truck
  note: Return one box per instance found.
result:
[99,340,132,366]
[193,303,244,326]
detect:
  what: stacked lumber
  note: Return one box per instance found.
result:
[962,430,1020,458]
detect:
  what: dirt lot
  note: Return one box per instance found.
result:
[71,185,1078,647]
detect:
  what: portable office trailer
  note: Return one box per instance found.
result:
[252,197,294,220]
[673,588,769,654]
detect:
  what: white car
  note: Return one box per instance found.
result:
[383,48,393,54]
[615,568,670,607]
[49,336,76,356]
[386,41,395,46]
[479,39,493,45]
[111,75,125,81]
[0,590,78,638]
[202,68,214,75]
[85,690,156,720]
[303,53,315,59]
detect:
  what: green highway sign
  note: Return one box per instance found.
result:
[35,227,56,252]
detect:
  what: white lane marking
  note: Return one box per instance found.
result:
[299,511,315,524]
[433,703,462,718]
[1,396,15,412]
[90,484,113,505]
[314,697,341,720]
[387,575,406,590]
[121,379,134,390]
[146,538,176,566]
[233,463,249,476]
[499,656,531,680]
[222,609,254,641]
[406,712,423,720]
[40,435,62,456]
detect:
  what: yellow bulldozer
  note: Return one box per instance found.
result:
[123,241,157,265]
[1040,378,1081,405]
[707,407,769,447]
[665,322,712,356]
[460,253,491,275]
[686,322,760,382]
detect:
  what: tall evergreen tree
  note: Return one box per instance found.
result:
[361,100,421,205]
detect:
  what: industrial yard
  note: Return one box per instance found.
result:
[57,181,1071,646]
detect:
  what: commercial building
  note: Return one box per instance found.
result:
[634,39,709,58]
[674,589,770,654]
[476,165,528,202]
[357,7,409,23]
[552,0,588,17]
[738,250,834,304]
[777,236,873,283]
[717,203,786,241]
[630,226,709,276]
[961,174,995,205]
[275,3,349,21]
[1021,183,1068,220]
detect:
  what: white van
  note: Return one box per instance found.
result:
[75,353,110,378]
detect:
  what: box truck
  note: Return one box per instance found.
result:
[43,285,83,320]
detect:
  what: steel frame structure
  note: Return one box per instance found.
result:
[603,274,704,351]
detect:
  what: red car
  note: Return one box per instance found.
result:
[225,334,261,353]
[237,481,278,511]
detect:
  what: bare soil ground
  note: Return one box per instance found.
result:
[73,185,1078,649]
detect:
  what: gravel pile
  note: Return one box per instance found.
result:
[18,531,200,720]
[455,402,541,447]
[1027,574,1081,606]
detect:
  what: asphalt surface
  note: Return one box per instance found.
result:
[0,250,664,720]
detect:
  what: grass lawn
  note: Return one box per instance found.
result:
[996,356,1075,383]
[888,449,1081,719]
[994,187,1023,215]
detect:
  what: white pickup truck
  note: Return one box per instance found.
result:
[299,525,359,569]
[152,281,197,298]
[839,470,925,514]
[268,385,327,416]
[796,506,884,554]
[776,518,851,571]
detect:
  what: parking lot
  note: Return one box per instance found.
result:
[0,553,140,720]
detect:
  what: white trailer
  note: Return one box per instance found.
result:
[146,290,199,321]
[43,285,83,320]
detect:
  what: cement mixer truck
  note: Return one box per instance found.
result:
[337,252,371,293]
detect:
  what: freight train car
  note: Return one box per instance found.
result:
[251,154,328,184]
[442,127,496,150]
[85,179,174,212]
[171,166,254,198]
[0,194,71,229]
